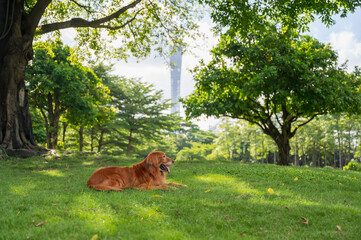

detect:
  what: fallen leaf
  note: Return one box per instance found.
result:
[224,215,231,221]
[173,209,181,215]
[240,232,246,237]
[339,182,342,185]
[35,222,44,227]
[217,200,223,204]
[152,195,162,198]
[204,189,210,193]
[285,206,290,211]
[64,188,69,190]
[300,217,309,225]
[313,181,316,184]
[268,188,275,194]
[91,234,99,240]
[294,177,298,181]
[337,225,342,232]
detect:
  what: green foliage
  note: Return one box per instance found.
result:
[343,160,361,171]
[29,107,47,145]
[100,73,178,155]
[183,26,361,165]
[176,142,214,161]
[1,154,361,239]
[201,0,361,36]
[36,0,202,59]
[26,40,111,148]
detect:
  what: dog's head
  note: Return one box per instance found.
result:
[145,151,174,174]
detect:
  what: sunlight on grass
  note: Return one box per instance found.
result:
[196,173,236,184]
[82,161,95,166]
[10,182,36,197]
[196,173,262,194]
[72,194,117,233]
[37,169,65,177]
[131,204,165,220]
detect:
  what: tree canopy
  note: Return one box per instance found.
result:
[26,40,110,149]
[182,27,361,165]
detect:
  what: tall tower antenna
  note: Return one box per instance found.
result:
[170,46,183,115]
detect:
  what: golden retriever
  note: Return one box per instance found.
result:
[87,151,186,191]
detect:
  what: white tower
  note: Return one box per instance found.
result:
[170,47,183,115]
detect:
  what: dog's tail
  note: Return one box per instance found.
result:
[87,183,124,191]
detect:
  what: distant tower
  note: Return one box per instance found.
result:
[170,46,183,115]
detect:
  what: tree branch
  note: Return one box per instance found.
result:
[26,0,52,34]
[36,0,142,35]
[70,0,93,14]
[291,112,327,137]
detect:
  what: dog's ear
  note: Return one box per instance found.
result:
[145,152,158,166]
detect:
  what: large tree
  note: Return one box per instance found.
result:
[182,28,361,165]
[0,0,199,154]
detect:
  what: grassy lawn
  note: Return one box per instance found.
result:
[0,153,360,240]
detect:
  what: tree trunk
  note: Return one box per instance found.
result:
[275,136,290,166]
[90,127,95,152]
[294,137,299,166]
[0,0,38,154]
[273,151,277,165]
[127,128,133,156]
[324,142,327,166]
[62,122,68,143]
[79,126,84,152]
[97,127,105,153]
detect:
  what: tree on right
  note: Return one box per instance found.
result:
[183,27,361,165]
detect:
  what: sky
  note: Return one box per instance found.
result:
[63,8,361,130]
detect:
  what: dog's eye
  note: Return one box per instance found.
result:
[163,155,166,158]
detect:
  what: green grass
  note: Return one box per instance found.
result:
[0,153,360,240]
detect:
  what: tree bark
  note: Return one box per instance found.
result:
[0,0,38,154]
[276,137,290,166]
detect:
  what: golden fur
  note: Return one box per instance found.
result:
[87,151,186,191]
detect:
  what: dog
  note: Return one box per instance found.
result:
[87,151,186,191]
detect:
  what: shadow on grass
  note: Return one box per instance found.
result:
[0,156,360,239]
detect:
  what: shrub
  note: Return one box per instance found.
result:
[343,160,361,172]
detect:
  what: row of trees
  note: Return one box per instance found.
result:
[206,116,361,168]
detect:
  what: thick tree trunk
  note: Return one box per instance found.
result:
[276,137,290,166]
[0,0,39,155]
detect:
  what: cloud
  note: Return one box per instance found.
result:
[329,31,361,70]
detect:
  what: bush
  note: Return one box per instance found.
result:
[343,160,361,172]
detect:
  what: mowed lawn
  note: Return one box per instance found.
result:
[0,153,360,240]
